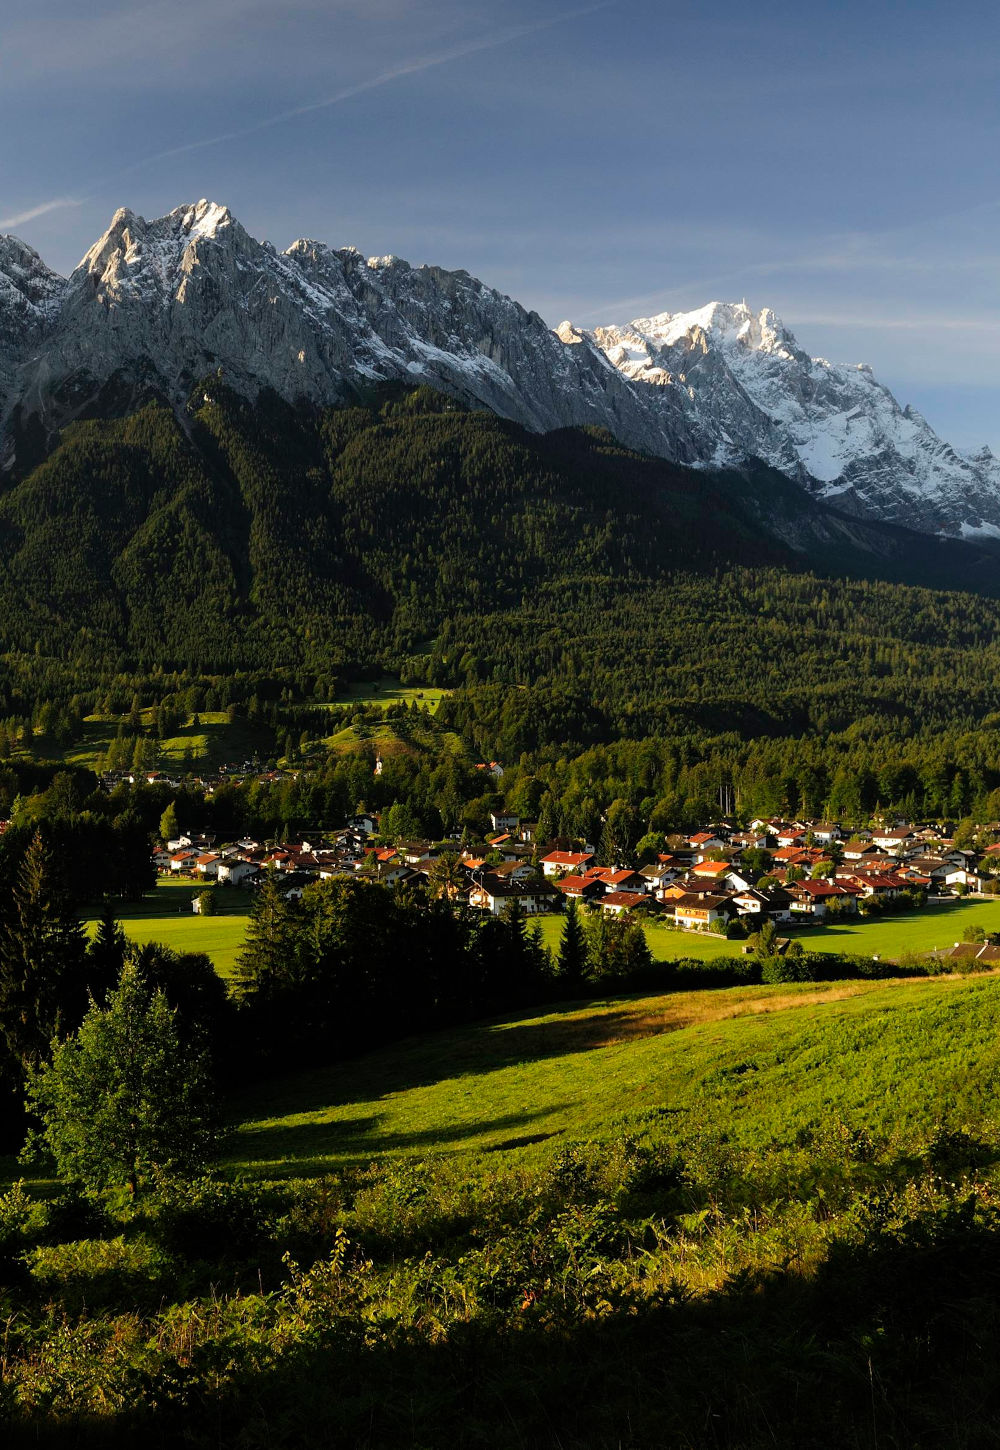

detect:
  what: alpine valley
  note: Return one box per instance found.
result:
[2,198,999,541]
[10,197,1000,1450]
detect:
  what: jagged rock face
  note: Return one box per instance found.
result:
[0,236,64,412]
[572,301,1000,539]
[0,200,705,466]
[0,203,997,538]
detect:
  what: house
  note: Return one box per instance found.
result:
[558,876,605,902]
[723,865,761,894]
[482,860,537,883]
[640,862,682,896]
[669,893,733,931]
[687,832,725,859]
[691,860,732,884]
[808,822,842,844]
[490,841,535,864]
[490,811,520,834]
[594,868,646,894]
[944,867,985,894]
[347,813,380,837]
[369,861,419,888]
[217,859,261,887]
[934,942,1000,966]
[194,852,222,878]
[475,761,505,780]
[732,887,794,923]
[870,829,921,858]
[468,877,560,915]
[169,850,199,873]
[842,872,905,899]
[785,880,860,918]
[541,850,595,877]
[600,891,650,916]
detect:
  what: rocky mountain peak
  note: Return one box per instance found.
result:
[0,200,996,539]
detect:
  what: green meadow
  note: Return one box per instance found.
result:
[86,880,253,976]
[537,895,1000,962]
[89,887,1000,982]
[54,710,271,773]
[326,676,451,713]
[225,972,1000,1180]
[9,947,1000,1445]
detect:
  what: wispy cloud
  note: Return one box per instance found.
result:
[0,0,620,237]
[788,312,1000,333]
[0,197,83,230]
[108,0,620,177]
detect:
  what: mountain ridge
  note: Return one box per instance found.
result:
[0,199,997,539]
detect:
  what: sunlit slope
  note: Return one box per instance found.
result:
[227,974,1000,1178]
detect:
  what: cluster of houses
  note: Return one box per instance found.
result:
[155,810,999,933]
[537,817,995,932]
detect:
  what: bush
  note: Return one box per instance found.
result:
[39,1187,113,1244]
[147,1175,274,1262]
[761,954,816,984]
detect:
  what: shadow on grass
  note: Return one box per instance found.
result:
[230,1105,570,1173]
[103,884,254,921]
[229,1002,698,1135]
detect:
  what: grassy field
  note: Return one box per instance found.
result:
[51,710,272,773]
[87,880,252,976]
[10,943,1000,1443]
[326,676,452,714]
[86,891,1000,984]
[226,972,1000,1179]
[536,896,1000,962]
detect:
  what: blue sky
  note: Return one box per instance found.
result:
[2,0,999,448]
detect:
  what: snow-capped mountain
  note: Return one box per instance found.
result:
[0,200,997,539]
[0,200,704,468]
[565,301,1000,539]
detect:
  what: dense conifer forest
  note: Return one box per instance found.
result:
[2,381,1000,823]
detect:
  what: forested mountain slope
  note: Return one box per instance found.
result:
[2,383,1000,751]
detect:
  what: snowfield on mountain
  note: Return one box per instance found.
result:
[1,199,998,539]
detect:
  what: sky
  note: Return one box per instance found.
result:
[1,0,999,449]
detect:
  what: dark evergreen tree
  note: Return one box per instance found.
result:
[556,900,588,991]
[0,830,88,1073]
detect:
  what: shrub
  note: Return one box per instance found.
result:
[147,1175,273,1262]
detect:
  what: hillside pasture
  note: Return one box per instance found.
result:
[326,676,451,714]
[49,710,272,773]
[537,896,1000,963]
[226,972,1000,1180]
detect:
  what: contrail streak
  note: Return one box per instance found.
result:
[112,0,619,175]
[1,1,620,234]
[0,197,83,231]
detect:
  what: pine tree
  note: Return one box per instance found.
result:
[233,870,297,1001]
[556,900,588,989]
[86,905,128,1005]
[0,831,88,1072]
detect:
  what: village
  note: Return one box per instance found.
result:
[156,803,1000,954]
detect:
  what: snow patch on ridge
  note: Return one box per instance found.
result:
[575,300,1000,537]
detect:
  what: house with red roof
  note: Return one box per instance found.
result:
[541,850,595,877]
